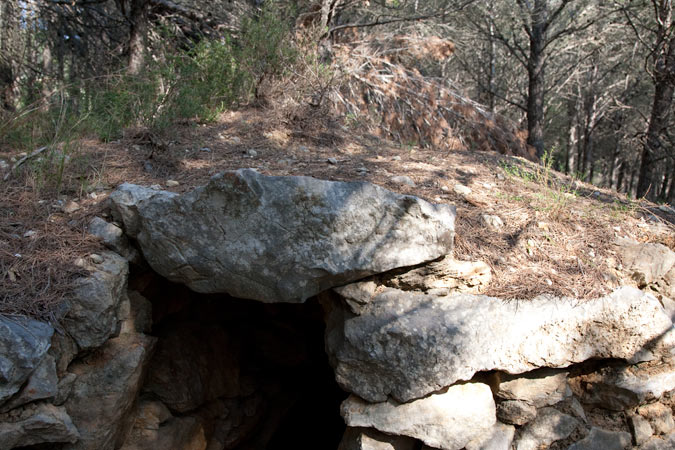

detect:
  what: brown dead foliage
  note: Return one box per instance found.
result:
[0,186,101,323]
[330,38,537,161]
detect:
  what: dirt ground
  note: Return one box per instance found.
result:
[1,107,674,321]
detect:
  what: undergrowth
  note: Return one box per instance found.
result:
[0,4,298,197]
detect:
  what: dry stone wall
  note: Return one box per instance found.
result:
[1,171,674,450]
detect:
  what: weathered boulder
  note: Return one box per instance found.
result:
[109,169,456,303]
[341,382,496,450]
[63,333,156,450]
[324,285,671,402]
[0,402,79,450]
[513,407,578,450]
[143,322,240,413]
[0,315,54,404]
[567,427,631,450]
[0,354,57,412]
[61,251,128,350]
[338,427,418,450]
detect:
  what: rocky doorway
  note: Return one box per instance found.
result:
[127,270,348,449]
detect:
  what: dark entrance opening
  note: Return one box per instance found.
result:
[131,270,348,449]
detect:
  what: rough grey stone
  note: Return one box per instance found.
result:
[496,400,537,426]
[88,216,136,261]
[54,372,78,406]
[0,354,57,412]
[0,315,54,404]
[465,422,515,450]
[338,427,418,450]
[118,290,153,335]
[109,169,455,303]
[573,362,675,410]
[341,382,495,450]
[64,333,156,450]
[629,414,654,446]
[495,368,571,407]
[615,238,675,286]
[640,434,675,450]
[514,407,578,450]
[0,403,79,450]
[567,427,631,450]
[324,285,671,402]
[390,176,415,187]
[61,251,128,350]
[382,258,491,294]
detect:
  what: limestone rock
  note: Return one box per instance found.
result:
[571,362,675,410]
[341,382,496,450]
[383,257,491,294]
[61,251,128,350]
[64,333,156,450]
[0,403,79,450]
[0,354,57,412]
[143,322,240,413]
[494,368,571,407]
[109,169,455,303]
[390,175,416,187]
[338,427,418,450]
[49,332,78,376]
[465,422,515,450]
[88,216,137,261]
[640,434,675,450]
[615,238,675,286]
[567,427,631,450]
[496,400,537,426]
[513,407,578,450]
[629,414,654,446]
[0,315,54,404]
[324,285,671,402]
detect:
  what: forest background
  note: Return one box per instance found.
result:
[0,0,673,203]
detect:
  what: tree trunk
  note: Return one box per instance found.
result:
[127,0,149,75]
[637,3,674,199]
[526,0,548,159]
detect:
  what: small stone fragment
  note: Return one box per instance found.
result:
[496,400,537,426]
[165,180,179,187]
[89,253,104,264]
[327,157,338,164]
[22,230,37,238]
[629,414,653,446]
[62,201,80,214]
[246,149,258,158]
[639,402,675,435]
[454,184,472,196]
[392,156,401,161]
[391,175,415,187]
[481,214,504,230]
[566,427,631,450]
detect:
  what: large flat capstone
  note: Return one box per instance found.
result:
[109,169,456,303]
[324,285,672,402]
